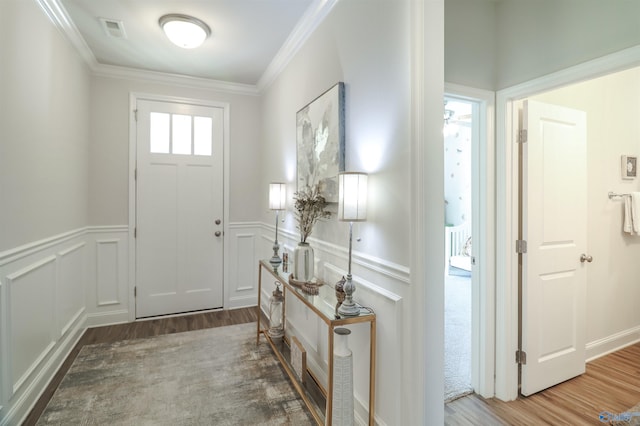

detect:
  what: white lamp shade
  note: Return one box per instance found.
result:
[338,172,368,221]
[160,14,210,49]
[269,183,286,210]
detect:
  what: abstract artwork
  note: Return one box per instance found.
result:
[622,155,637,179]
[296,82,345,203]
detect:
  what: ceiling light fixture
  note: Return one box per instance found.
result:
[159,14,211,49]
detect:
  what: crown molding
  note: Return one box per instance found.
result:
[92,63,260,96]
[257,0,340,92]
[37,0,259,95]
[37,0,337,95]
[36,0,99,68]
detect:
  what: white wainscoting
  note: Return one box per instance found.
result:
[85,227,129,327]
[226,223,263,310]
[1,221,405,425]
[258,223,405,426]
[0,226,128,426]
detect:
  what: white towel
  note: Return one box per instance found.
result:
[625,192,640,234]
[632,192,640,234]
[624,195,633,234]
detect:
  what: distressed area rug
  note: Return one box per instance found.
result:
[37,323,313,425]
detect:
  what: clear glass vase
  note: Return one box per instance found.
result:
[293,242,314,282]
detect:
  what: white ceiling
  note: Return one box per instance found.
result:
[53,0,328,89]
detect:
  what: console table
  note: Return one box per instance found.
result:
[256,260,376,426]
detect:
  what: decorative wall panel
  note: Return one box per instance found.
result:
[226,224,261,309]
[0,227,128,425]
[57,243,86,336]
[7,256,57,393]
[96,239,120,306]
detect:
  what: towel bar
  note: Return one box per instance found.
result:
[608,191,630,199]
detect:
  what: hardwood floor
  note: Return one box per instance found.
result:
[22,307,257,426]
[446,342,640,425]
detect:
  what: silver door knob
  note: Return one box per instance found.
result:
[215,219,221,225]
[580,254,593,263]
[215,231,222,237]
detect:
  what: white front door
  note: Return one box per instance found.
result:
[521,99,588,395]
[135,99,224,318]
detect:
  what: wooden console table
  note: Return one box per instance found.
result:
[256,260,376,426]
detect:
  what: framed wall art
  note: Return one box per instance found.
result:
[622,155,637,179]
[296,82,345,203]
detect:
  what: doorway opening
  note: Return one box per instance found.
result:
[128,93,230,321]
[444,97,474,401]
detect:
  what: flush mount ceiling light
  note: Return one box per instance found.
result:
[159,14,211,49]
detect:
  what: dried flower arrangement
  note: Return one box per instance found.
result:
[293,184,332,243]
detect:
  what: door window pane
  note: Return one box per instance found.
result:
[172,114,192,155]
[194,116,213,156]
[150,112,170,153]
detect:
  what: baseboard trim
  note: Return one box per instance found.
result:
[85,310,130,329]
[0,313,85,426]
[586,326,640,362]
[227,295,258,310]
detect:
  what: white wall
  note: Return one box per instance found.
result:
[0,0,442,424]
[0,2,125,424]
[446,0,640,91]
[0,0,90,252]
[445,0,497,90]
[89,76,263,225]
[496,0,640,90]
[261,0,411,267]
[531,67,640,358]
[260,1,412,424]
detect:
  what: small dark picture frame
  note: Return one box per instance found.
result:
[622,155,637,179]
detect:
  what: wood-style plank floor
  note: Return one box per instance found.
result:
[23,307,257,426]
[446,342,640,425]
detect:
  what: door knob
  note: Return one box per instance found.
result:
[215,231,222,237]
[215,219,221,225]
[580,254,593,263]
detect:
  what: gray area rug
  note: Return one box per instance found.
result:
[445,273,473,402]
[37,323,313,425]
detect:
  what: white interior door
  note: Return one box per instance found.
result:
[521,99,588,395]
[135,99,224,318]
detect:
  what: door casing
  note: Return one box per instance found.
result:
[495,45,640,401]
[128,93,230,321]
[445,83,496,398]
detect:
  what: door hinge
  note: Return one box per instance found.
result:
[516,349,527,365]
[135,169,137,180]
[516,239,527,254]
[134,227,137,238]
[134,286,137,297]
[134,109,138,121]
[471,256,476,266]
[518,129,528,143]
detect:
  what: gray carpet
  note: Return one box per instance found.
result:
[444,273,472,402]
[37,323,313,425]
